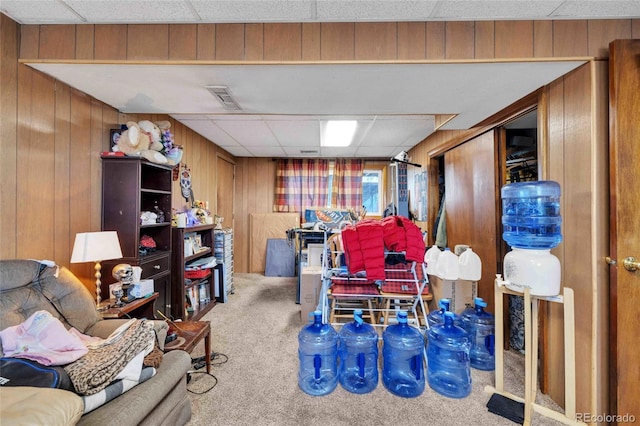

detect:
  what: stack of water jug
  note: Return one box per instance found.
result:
[501,180,563,296]
[425,297,495,398]
[424,244,482,283]
[298,310,425,398]
[298,302,495,399]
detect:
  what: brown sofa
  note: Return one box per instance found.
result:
[0,259,192,425]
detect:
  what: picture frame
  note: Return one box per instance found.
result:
[110,129,123,151]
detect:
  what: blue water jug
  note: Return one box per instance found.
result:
[382,311,425,398]
[461,298,495,371]
[501,180,562,249]
[427,312,472,398]
[427,298,462,328]
[298,310,338,396]
[338,309,379,394]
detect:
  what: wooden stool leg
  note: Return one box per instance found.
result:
[366,299,376,324]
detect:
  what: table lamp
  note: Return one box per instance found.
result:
[71,231,123,305]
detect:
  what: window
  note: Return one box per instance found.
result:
[362,169,383,216]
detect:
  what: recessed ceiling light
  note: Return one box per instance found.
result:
[321,120,357,147]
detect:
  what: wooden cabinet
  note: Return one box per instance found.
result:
[172,224,217,320]
[101,157,174,318]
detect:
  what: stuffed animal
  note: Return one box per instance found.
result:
[138,120,164,152]
[113,121,168,164]
[155,120,183,165]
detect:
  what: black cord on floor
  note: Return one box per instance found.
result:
[186,371,217,394]
[186,352,228,394]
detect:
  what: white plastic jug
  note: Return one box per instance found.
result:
[458,248,482,281]
[424,245,441,275]
[436,248,459,280]
[503,248,561,296]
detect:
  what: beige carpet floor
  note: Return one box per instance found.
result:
[184,273,564,426]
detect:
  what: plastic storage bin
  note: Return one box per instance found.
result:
[461,298,495,371]
[501,180,562,249]
[427,312,472,398]
[382,311,425,398]
[338,310,379,394]
[298,310,339,396]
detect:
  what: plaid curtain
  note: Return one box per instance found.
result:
[331,159,364,210]
[274,159,329,213]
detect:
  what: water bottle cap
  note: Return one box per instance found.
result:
[397,311,408,323]
[438,298,451,310]
[354,309,364,325]
[476,299,487,308]
[474,297,484,305]
[444,247,451,252]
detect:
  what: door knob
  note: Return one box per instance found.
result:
[605,256,617,266]
[623,257,640,272]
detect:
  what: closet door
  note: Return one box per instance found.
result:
[444,130,500,311]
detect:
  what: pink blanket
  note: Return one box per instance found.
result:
[0,310,101,366]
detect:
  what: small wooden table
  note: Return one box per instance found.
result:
[98,292,159,319]
[164,321,212,373]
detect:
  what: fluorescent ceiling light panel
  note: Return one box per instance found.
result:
[322,120,357,147]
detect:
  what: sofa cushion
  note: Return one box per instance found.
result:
[0,260,102,356]
[0,387,83,426]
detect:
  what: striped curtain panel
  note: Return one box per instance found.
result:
[331,159,364,210]
[274,159,329,213]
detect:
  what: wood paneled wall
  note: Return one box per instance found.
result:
[18,19,639,61]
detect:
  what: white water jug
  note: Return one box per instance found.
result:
[458,248,482,281]
[424,245,441,275]
[503,248,561,296]
[436,248,459,281]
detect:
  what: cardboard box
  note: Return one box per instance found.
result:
[306,243,324,267]
[427,275,477,314]
[300,266,324,323]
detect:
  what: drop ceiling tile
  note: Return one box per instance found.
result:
[244,146,287,157]
[316,0,439,21]
[1,1,85,24]
[552,0,640,18]
[319,146,359,158]
[66,0,198,23]
[354,145,397,158]
[191,0,316,22]
[433,1,564,20]
[177,119,240,146]
[282,146,321,157]
[214,120,279,146]
[266,120,320,147]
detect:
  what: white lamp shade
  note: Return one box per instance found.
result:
[71,231,123,263]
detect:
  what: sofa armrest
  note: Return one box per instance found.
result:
[0,387,84,426]
[86,319,169,350]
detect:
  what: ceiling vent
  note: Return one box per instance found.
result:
[204,85,242,111]
[300,150,319,154]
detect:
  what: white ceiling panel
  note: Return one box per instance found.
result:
[319,146,360,158]
[241,145,287,157]
[266,120,321,147]
[354,145,400,158]
[27,60,586,157]
[66,0,199,23]
[553,0,640,18]
[433,1,564,20]
[177,119,240,147]
[213,120,280,147]
[0,0,85,23]
[191,0,316,22]
[316,0,439,21]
